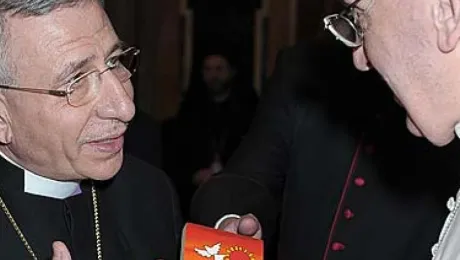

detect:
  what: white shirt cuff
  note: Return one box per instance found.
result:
[214,214,241,229]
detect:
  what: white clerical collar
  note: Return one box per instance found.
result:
[0,150,81,199]
[432,127,460,259]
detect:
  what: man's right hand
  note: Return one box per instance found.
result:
[217,214,262,239]
[52,241,72,260]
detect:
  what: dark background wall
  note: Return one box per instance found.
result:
[103,0,343,166]
[104,0,338,121]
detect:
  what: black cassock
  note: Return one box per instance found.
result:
[0,154,182,260]
[190,42,458,260]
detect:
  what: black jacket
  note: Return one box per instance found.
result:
[0,154,182,260]
[191,41,460,259]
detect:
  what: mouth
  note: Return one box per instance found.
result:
[86,132,125,154]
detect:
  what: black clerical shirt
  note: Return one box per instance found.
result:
[0,155,182,260]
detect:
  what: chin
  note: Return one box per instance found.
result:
[84,152,124,181]
[91,169,119,181]
[406,117,455,147]
[425,132,455,147]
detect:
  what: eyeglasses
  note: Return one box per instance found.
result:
[0,46,140,107]
[323,0,364,47]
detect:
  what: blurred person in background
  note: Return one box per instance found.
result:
[163,48,258,220]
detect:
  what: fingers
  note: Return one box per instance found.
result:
[219,217,240,233]
[52,241,72,260]
[218,214,263,239]
[237,214,260,236]
[237,214,262,239]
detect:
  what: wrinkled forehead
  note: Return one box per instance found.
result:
[6,1,118,83]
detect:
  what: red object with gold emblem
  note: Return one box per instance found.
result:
[181,223,264,260]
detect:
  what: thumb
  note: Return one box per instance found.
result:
[237,214,262,239]
[52,241,72,260]
[237,214,259,235]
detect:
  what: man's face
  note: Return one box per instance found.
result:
[0,1,135,180]
[202,55,233,94]
[349,0,460,146]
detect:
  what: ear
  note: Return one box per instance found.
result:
[433,0,460,52]
[0,98,12,144]
[352,46,372,71]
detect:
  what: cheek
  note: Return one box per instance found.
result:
[32,105,91,158]
[363,29,407,99]
[43,111,85,154]
[8,106,71,164]
[364,32,392,72]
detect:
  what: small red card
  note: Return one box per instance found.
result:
[181,222,264,260]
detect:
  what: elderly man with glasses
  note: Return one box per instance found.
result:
[190,0,460,259]
[325,0,460,259]
[0,0,182,259]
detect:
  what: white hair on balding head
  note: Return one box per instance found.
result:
[0,0,103,84]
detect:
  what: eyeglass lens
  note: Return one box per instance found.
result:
[67,48,139,106]
[330,16,358,44]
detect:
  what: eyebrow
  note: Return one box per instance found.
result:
[346,0,363,10]
[54,41,126,84]
[54,55,97,84]
[105,41,126,57]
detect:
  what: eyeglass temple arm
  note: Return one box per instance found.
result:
[0,47,140,98]
[0,85,67,97]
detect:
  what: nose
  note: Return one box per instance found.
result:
[95,71,135,122]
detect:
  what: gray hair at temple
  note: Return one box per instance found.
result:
[0,0,103,84]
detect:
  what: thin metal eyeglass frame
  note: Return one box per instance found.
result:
[0,47,140,101]
[323,0,364,47]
